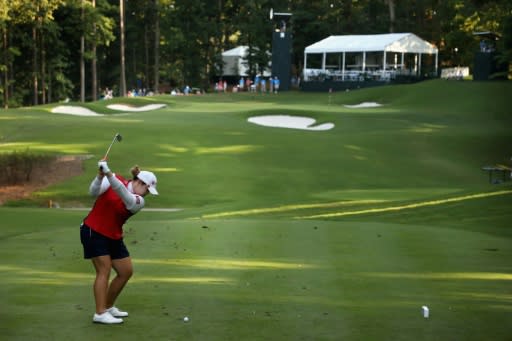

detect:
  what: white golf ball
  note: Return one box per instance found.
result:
[183,316,189,322]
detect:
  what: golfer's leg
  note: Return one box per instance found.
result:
[91,255,112,314]
[107,257,133,307]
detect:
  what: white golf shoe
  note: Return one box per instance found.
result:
[107,306,129,317]
[93,311,123,324]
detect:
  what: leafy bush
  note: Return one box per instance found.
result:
[0,151,55,185]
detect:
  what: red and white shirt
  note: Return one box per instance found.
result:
[83,174,145,240]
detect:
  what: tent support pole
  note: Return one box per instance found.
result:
[304,53,308,81]
[342,52,345,81]
[435,52,438,76]
[418,53,422,76]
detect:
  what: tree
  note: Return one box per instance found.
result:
[119,0,126,96]
[88,0,115,98]
[385,0,395,33]
[18,0,64,105]
[1,0,511,108]
[0,0,21,108]
[498,15,512,71]
[153,0,160,93]
[80,0,85,102]
[233,0,273,79]
[91,0,97,100]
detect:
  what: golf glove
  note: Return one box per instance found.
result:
[98,160,111,174]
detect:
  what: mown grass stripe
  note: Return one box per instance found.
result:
[296,190,512,219]
[199,199,386,219]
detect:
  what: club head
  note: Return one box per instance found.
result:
[115,133,122,142]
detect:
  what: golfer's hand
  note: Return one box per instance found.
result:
[98,160,111,174]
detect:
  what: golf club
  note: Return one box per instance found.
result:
[102,133,122,160]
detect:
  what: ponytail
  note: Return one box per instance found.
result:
[130,165,141,179]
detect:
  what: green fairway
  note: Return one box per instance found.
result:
[1,80,511,340]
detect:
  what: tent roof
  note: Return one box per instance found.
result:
[304,33,438,54]
[222,46,249,57]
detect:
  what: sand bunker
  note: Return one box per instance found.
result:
[51,103,166,116]
[52,106,104,116]
[344,102,382,108]
[107,104,166,111]
[248,115,334,131]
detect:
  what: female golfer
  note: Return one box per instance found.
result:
[80,160,158,324]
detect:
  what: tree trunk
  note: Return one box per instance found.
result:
[144,22,150,88]
[48,64,52,103]
[41,32,46,104]
[387,0,396,33]
[342,1,353,33]
[32,26,38,106]
[119,0,127,97]
[91,0,97,101]
[80,35,85,102]
[145,24,150,90]
[8,30,13,105]
[2,28,8,109]
[153,0,160,94]
[80,0,85,102]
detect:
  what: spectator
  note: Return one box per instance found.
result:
[273,77,280,93]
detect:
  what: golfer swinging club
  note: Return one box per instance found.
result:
[80,160,158,324]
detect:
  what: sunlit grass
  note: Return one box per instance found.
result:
[311,188,464,201]
[159,143,260,156]
[195,144,260,155]
[160,144,189,153]
[405,123,447,133]
[361,271,512,281]
[297,190,512,219]
[133,258,317,270]
[200,199,386,219]
[198,190,512,220]
[0,142,91,154]
[0,265,91,285]
[103,117,145,123]
[151,167,180,172]
[448,291,512,302]
[132,276,235,285]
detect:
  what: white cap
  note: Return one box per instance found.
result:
[137,170,158,195]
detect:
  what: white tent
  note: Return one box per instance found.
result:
[221,46,250,76]
[221,46,271,77]
[303,33,438,81]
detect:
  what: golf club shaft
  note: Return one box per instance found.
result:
[103,133,121,160]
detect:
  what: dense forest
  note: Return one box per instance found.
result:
[0,0,511,107]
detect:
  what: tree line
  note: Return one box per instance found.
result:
[0,0,511,108]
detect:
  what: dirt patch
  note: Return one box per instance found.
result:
[0,156,88,205]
